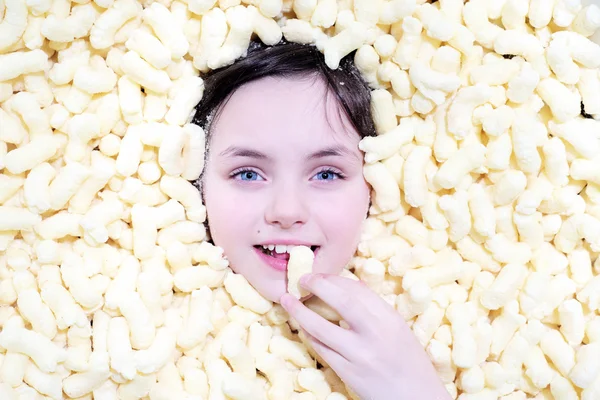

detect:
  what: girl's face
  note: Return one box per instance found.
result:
[202,76,370,303]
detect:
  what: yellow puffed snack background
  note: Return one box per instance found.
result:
[1,0,600,399]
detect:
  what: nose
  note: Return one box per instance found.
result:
[264,182,309,229]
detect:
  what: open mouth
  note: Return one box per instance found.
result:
[253,244,319,259]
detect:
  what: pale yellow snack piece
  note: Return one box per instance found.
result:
[287,246,315,299]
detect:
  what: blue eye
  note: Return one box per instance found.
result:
[232,169,262,181]
[314,169,344,181]
[231,168,345,182]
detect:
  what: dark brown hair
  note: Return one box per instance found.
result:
[191,39,377,191]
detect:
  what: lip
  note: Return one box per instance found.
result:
[253,246,320,271]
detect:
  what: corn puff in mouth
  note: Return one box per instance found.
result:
[287,245,315,299]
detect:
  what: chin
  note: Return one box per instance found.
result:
[261,286,287,303]
[259,279,317,303]
[250,271,288,303]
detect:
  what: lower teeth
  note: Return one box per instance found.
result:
[260,248,285,257]
[260,248,274,256]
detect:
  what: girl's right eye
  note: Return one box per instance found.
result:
[231,168,264,181]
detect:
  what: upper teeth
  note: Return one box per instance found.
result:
[261,244,296,254]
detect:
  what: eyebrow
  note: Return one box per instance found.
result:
[220,147,269,159]
[220,145,359,161]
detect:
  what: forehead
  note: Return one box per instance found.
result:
[210,76,360,148]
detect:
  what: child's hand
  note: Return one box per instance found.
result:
[280,273,451,400]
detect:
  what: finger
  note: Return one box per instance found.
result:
[298,274,380,332]
[302,329,351,374]
[317,274,393,312]
[280,293,355,354]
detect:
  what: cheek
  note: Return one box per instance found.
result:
[340,179,370,221]
[204,176,239,239]
[204,178,262,246]
[317,181,370,263]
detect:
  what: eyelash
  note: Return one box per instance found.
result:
[230,167,346,181]
[230,168,259,180]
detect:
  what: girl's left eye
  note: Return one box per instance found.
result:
[313,168,345,181]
